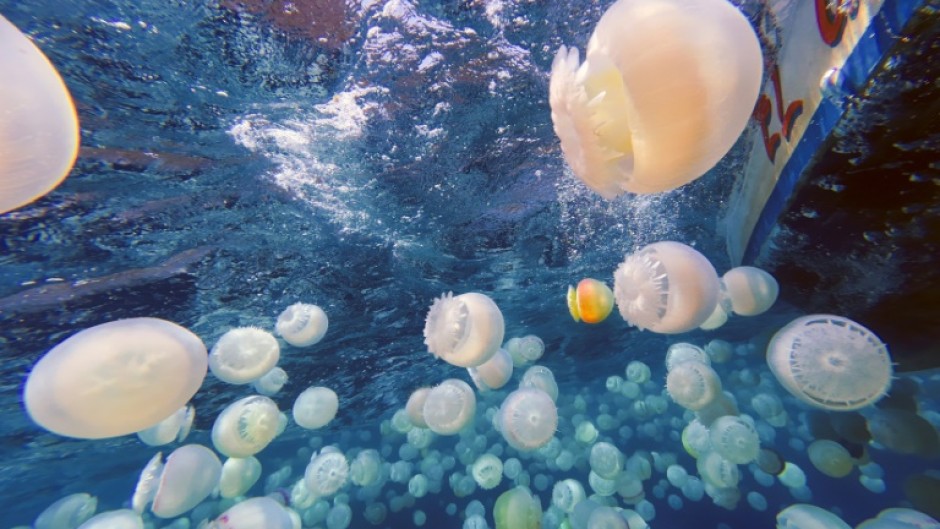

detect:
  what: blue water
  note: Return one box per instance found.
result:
[1,0,938,528]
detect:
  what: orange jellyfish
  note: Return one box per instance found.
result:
[567,278,614,324]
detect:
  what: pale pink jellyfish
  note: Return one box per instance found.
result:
[34,493,97,529]
[209,327,280,385]
[292,386,339,429]
[498,388,558,452]
[665,361,722,411]
[136,405,194,446]
[212,396,281,457]
[721,266,779,316]
[612,242,720,334]
[520,365,559,402]
[150,444,222,518]
[219,457,263,499]
[423,292,505,368]
[275,303,329,347]
[0,15,80,214]
[422,379,477,435]
[304,450,349,496]
[468,348,514,391]
[205,497,294,529]
[23,318,207,439]
[405,387,431,427]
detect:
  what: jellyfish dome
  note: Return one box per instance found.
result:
[350,449,382,487]
[626,361,651,384]
[612,242,721,333]
[705,339,734,364]
[276,303,329,347]
[136,405,190,447]
[76,510,143,529]
[304,450,349,497]
[520,365,559,402]
[209,327,280,385]
[776,504,852,529]
[494,487,542,529]
[292,386,339,429]
[471,454,504,490]
[665,361,722,411]
[0,15,80,214]
[468,348,514,391]
[721,267,779,316]
[151,444,222,519]
[696,451,740,489]
[34,493,97,529]
[552,479,586,513]
[709,415,760,465]
[205,497,294,529]
[23,318,208,439]
[405,388,431,427]
[212,395,281,458]
[498,388,558,452]
[422,379,477,435]
[767,315,893,411]
[807,440,854,478]
[424,292,505,368]
[589,442,624,480]
[253,367,289,396]
[548,0,761,197]
[219,457,263,498]
[567,278,615,324]
[664,342,711,371]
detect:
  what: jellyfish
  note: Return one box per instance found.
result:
[0,15,80,214]
[767,314,893,411]
[472,454,504,490]
[516,335,546,363]
[548,0,761,197]
[405,388,431,427]
[468,348,514,391]
[209,327,280,385]
[552,479,586,513]
[776,504,852,529]
[588,506,629,529]
[665,361,722,411]
[705,339,733,364]
[422,379,477,435]
[664,342,711,371]
[494,486,542,529]
[751,393,787,427]
[867,409,940,458]
[217,457,262,499]
[212,395,281,458]
[149,444,222,518]
[275,303,329,347]
[23,318,207,439]
[136,405,191,447]
[292,386,339,429]
[567,278,615,323]
[253,367,288,396]
[699,303,729,331]
[696,451,740,489]
[423,292,505,368]
[709,415,760,465]
[721,266,779,316]
[304,450,349,497]
[520,365,559,402]
[205,497,294,529]
[625,361,651,384]
[34,493,97,529]
[75,510,143,529]
[612,242,721,333]
[589,442,624,480]
[498,388,558,452]
[806,440,854,478]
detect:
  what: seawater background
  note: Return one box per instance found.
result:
[0,0,936,527]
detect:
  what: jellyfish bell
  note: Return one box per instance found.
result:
[150,444,222,519]
[422,379,477,435]
[212,395,281,458]
[567,278,615,324]
[548,0,762,197]
[767,314,893,411]
[405,387,431,427]
[205,497,294,529]
[219,456,263,499]
[867,408,940,458]
[136,405,190,447]
[552,479,587,513]
[424,292,505,368]
[304,450,349,497]
[665,360,722,411]
[776,503,852,529]
[210,327,280,385]
[721,266,779,316]
[612,241,721,334]
[253,367,288,396]
[276,303,329,347]
[494,486,542,529]
[34,493,97,529]
[665,342,710,371]
[498,388,558,452]
[0,14,80,214]
[471,454,503,490]
[520,365,559,402]
[23,318,207,439]
[76,510,143,529]
[807,440,854,479]
[709,415,760,465]
[468,348,514,391]
[292,386,339,430]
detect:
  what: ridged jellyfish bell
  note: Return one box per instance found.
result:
[776,504,852,529]
[23,318,207,439]
[0,15,80,214]
[721,266,779,316]
[548,0,762,197]
[767,315,893,411]
[209,327,280,385]
[471,454,504,490]
[552,479,586,513]
[424,292,505,368]
[709,415,760,465]
[494,486,542,529]
[276,303,329,347]
[520,365,559,402]
[304,450,349,497]
[405,387,431,427]
[292,386,339,429]
[423,379,476,435]
[150,445,222,519]
[205,497,294,529]
[613,242,721,333]
[567,278,615,323]
[212,395,280,458]
[219,457,263,498]
[498,388,558,452]
[468,348,514,391]
[34,493,97,529]
[516,335,546,364]
[696,451,740,489]
[665,360,722,411]
[665,342,710,371]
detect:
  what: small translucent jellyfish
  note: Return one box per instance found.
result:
[767,314,893,411]
[721,266,779,316]
[498,388,558,452]
[204,497,293,529]
[363,503,387,525]
[218,456,262,498]
[778,461,807,488]
[471,454,504,490]
[424,292,505,368]
[137,405,192,447]
[23,318,208,439]
[75,510,143,529]
[305,450,349,497]
[150,444,222,519]
[807,440,854,478]
[551,479,586,513]
[548,0,762,197]
[0,14,80,214]
[666,465,689,488]
[612,242,721,334]
[709,415,760,465]
[567,278,615,323]
[575,421,599,444]
[507,335,546,366]
[665,342,711,371]
[625,361,651,384]
[131,453,163,514]
[776,503,851,529]
[292,386,339,429]
[589,470,617,496]
[34,493,97,529]
[468,348,514,391]
[253,367,288,396]
[665,361,722,411]
[705,339,734,364]
[276,302,329,347]
[588,506,629,529]
[696,451,740,489]
[405,388,431,427]
[751,393,787,427]
[422,379,477,435]
[212,395,281,458]
[859,508,940,529]
[589,442,624,479]
[520,365,559,402]
[209,327,280,385]
[408,474,429,497]
[494,486,542,529]
[756,448,785,476]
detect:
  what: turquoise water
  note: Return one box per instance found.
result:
[1,0,938,528]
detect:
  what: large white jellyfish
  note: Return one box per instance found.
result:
[276,303,329,347]
[498,388,558,452]
[292,386,339,429]
[205,497,294,529]
[0,14,80,214]
[150,445,222,519]
[767,315,893,410]
[212,396,281,457]
[23,318,208,439]
[612,242,720,333]
[424,292,505,367]
[548,0,762,197]
[423,379,477,435]
[209,327,280,385]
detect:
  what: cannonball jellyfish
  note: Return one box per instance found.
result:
[151,444,222,519]
[767,315,893,411]
[23,318,208,439]
[468,348,514,391]
[304,450,349,497]
[665,361,722,411]
[548,0,762,197]
[76,510,142,529]
[405,388,431,427]
[212,395,280,457]
[471,454,503,490]
[292,386,339,429]
[494,486,542,529]
[423,379,477,435]
[276,303,329,347]
[709,415,760,465]
[776,503,851,529]
[721,266,779,316]
[424,292,505,367]
[807,440,854,478]
[612,242,720,333]
[205,497,293,529]
[253,367,288,396]
[567,278,615,324]
[34,493,97,529]
[498,388,558,451]
[0,14,80,214]
[209,327,280,385]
